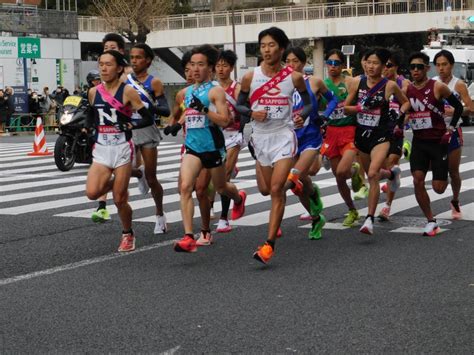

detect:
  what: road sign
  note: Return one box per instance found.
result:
[18,37,41,59]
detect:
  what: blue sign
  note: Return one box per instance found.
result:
[11,85,29,114]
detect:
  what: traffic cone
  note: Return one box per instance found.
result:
[27,117,53,156]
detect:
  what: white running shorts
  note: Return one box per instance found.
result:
[92,141,134,169]
[249,127,297,167]
[224,130,244,150]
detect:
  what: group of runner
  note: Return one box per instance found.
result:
[83,27,470,264]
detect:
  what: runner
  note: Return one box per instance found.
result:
[405,51,463,236]
[433,49,473,220]
[174,44,247,253]
[344,47,410,235]
[320,49,361,228]
[214,49,244,233]
[127,43,170,234]
[378,51,411,221]
[283,46,338,239]
[85,50,155,252]
[236,27,314,263]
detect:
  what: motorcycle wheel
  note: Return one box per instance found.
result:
[54,135,76,171]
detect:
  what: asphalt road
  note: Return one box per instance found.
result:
[0,129,473,353]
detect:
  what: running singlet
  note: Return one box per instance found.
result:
[249,66,294,133]
[184,81,220,153]
[224,80,240,131]
[406,79,446,141]
[323,78,356,127]
[125,74,155,122]
[292,76,320,140]
[93,83,131,145]
[433,75,462,127]
[356,77,390,131]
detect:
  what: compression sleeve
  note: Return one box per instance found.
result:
[298,89,313,119]
[131,107,154,129]
[154,94,170,117]
[322,90,338,118]
[236,90,252,117]
[446,93,463,127]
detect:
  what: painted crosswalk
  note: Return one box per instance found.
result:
[1,141,473,234]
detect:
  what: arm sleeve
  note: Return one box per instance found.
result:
[298,89,313,120]
[235,90,252,117]
[131,107,154,129]
[153,94,170,117]
[322,90,338,117]
[446,93,463,127]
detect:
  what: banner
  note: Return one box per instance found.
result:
[11,86,29,114]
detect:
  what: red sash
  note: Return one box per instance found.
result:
[249,66,293,106]
[97,83,132,117]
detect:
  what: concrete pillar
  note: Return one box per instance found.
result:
[224,42,246,80]
[311,38,324,79]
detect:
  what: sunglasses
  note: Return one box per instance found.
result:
[385,62,395,68]
[326,59,342,66]
[409,63,426,70]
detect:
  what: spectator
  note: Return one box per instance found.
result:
[5,87,15,128]
[28,90,42,116]
[0,89,11,133]
[40,86,57,128]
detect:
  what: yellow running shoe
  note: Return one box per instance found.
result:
[343,209,360,227]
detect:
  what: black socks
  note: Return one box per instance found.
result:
[98,201,106,210]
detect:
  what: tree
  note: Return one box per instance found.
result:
[92,0,174,45]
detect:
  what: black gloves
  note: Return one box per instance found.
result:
[164,123,182,136]
[189,95,208,113]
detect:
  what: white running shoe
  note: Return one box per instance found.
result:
[137,165,149,195]
[196,231,213,246]
[378,204,391,222]
[154,214,167,234]
[299,212,312,221]
[423,221,440,237]
[359,217,374,235]
[216,219,232,233]
[389,165,401,193]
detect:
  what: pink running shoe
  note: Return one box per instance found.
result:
[450,201,462,220]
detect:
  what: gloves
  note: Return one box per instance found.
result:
[164,123,182,136]
[319,115,329,137]
[393,126,404,139]
[114,122,131,132]
[363,96,384,109]
[440,131,452,145]
[189,94,208,113]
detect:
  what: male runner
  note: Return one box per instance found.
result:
[127,43,170,234]
[86,50,155,252]
[406,52,463,236]
[237,27,313,263]
[433,49,473,219]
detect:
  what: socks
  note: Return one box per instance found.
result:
[97,201,106,210]
[185,233,194,239]
[267,240,275,249]
[122,229,133,235]
[366,215,374,223]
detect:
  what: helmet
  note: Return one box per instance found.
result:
[86,70,101,87]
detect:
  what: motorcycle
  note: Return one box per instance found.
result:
[54,95,94,171]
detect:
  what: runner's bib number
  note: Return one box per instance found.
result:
[357,109,381,127]
[257,97,290,120]
[97,125,126,146]
[409,112,433,130]
[329,102,346,120]
[185,108,206,129]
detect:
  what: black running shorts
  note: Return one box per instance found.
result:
[185,146,225,169]
[410,138,449,181]
[355,127,391,155]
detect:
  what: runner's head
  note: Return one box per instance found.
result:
[408,51,430,83]
[215,50,237,81]
[434,49,455,80]
[283,47,306,73]
[86,69,101,87]
[364,47,391,78]
[258,27,289,65]
[130,43,154,74]
[181,51,194,84]
[98,50,128,83]
[325,49,345,78]
[102,33,126,55]
[190,44,219,83]
[383,51,402,80]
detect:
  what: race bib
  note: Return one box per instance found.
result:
[185,108,206,129]
[97,125,126,146]
[258,96,290,120]
[329,102,346,120]
[357,109,381,127]
[409,111,433,130]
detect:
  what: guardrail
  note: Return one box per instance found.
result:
[4,113,57,133]
[78,0,472,33]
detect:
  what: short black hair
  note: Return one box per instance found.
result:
[434,49,455,65]
[102,33,125,50]
[217,49,238,67]
[364,47,391,65]
[132,43,155,61]
[191,44,219,67]
[99,50,129,74]
[388,51,403,67]
[181,50,192,69]
[408,51,430,65]
[283,47,307,63]
[258,27,289,50]
[325,48,345,62]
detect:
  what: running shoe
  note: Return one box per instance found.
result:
[277,228,283,238]
[137,165,149,195]
[378,204,391,222]
[154,214,167,234]
[253,242,274,264]
[231,166,239,179]
[380,182,388,193]
[343,209,360,227]
[299,212,312,221]
[423,221,440,237]
[288,169,303,196]
[216,219,232,233]
[309,214,326,240]
[118,233,135,252]
[351,162,363,192]
[322,155,331,170]
[91,208,110,223]
[231,190,247,220]
[174,235,197,253]
[359,217,374,235]
[450,200,462,220]
[389,165,401,193]
[403,139,412,161]
[354,185,369,200]
[196,231,213,246]
[309,183,323,216]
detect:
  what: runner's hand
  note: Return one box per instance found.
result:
[393,126,404,139]
[440,131,452,145]
[189,95,208,113]
[293,115,304,129]
[170,123,182,136]
[251,110,267,122]
[363,96,384,109]
[114,122,132,132]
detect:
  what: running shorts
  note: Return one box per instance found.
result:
[224,130,245,150]
[355,128,391,155]
[321,125,356,159]
[388,135,403,157]
[185,146,226,169]
[448,127,463,153]
[132,124,161,149]
[249,127,297,167]
[297,131,323,156]
[410,137,449,181]
[92,141,134,169]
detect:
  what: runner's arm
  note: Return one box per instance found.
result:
[343,77,361,115]
[437,82,463,128]
[455,80,474,116]
[125,86,154,129]
[310,77,337,118]
[152,78,171,117]
[208,86,230,127]
[293,72,313,119]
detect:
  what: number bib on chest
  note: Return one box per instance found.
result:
[330,102,346,121]
[257,96,290,120]
[185,108,207,129]
[97,125,127,146]
[409,111,433,130]
[357,109,381,128]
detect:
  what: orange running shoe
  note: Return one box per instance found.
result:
[253,242,274,264]
[118,233,135,252]
[231,190,247,220]
[174,235,198,253]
